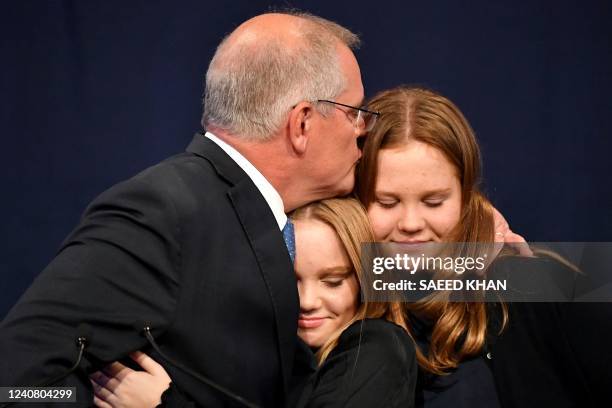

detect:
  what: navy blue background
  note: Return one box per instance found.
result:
[1,1,611,316]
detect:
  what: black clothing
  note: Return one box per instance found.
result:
[296,318,417,408]
[0,134,310,407]
[415,255,612,408]
[412,316,500,408]
[487,255,612,407]
[416,357,500,408]
[157,319,418,408]
[488,301,612,407]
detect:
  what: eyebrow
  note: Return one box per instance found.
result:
[422,188,453,197]
[318,267,353,278]
[375,188,452,197]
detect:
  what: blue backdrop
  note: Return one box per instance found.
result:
[1,0,611,316]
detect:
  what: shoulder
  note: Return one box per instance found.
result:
[328,318,416,375]
[490,252,577,276]
[336,318,415,357]
[88,152,227,219]
[134,152,223,193]
[308,319,417,407]
[489,253,578,301]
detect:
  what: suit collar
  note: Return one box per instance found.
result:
[187,133,287,230]
[228,184,299,398]
[203,132,287,230]
[186,132,301,398]
[186,132,247,186]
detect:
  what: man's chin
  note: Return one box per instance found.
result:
[336,169,357,196]
[313,173,356,201]
[333,178,355,197]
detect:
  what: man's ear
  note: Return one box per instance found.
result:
[287,102,314,155]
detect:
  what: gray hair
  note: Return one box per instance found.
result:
[202,12,360,141]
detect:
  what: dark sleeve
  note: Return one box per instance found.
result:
[0,175,182,405]
[157,383,197,408]
[305,319,417,408]
[487,255,612,406]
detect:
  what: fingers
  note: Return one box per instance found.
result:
[493,207,509,231]
[495,228,534,257]
[129,351,163,376]
[505,231,526,243]
[495,220,510,237]
[90,370,121,392]
[505,232,534,257]
[102,361,133,381]
[90,378,117,407]
[130,351,171,383]
[93,394,113,408]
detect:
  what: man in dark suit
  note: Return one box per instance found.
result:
[0,11,372,407]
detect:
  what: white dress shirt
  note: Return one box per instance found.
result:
[205,131,287,230]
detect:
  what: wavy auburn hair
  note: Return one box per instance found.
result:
[356,86,506,374]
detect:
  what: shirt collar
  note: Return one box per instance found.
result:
[204,131,287,230]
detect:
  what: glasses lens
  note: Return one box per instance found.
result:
[363,112,378,132]
[353,110,365,130]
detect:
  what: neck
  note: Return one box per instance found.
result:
[209,128,310,212]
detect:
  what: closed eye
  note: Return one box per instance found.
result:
[323,279,344,288]
[424,199,444,208]
[376,199,398,209]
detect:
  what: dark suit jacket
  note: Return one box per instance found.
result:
[0,134,308,407]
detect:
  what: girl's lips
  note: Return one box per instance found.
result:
[298,317,326,329]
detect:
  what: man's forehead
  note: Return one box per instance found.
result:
[335,45,364,101]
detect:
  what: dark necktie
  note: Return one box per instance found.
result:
[282,219,296,264]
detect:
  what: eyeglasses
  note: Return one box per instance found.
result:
[317,99,380,132]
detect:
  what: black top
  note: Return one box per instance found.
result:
[159,318,417,408]
[416,358,500,408]
[411,316,500,408]
[412,255,612,408]
[296,318,417,408]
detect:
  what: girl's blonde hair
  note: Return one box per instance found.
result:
[291,198,408,365]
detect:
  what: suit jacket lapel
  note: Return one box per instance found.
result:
[186,133,299,397]
[186,133,249,185]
